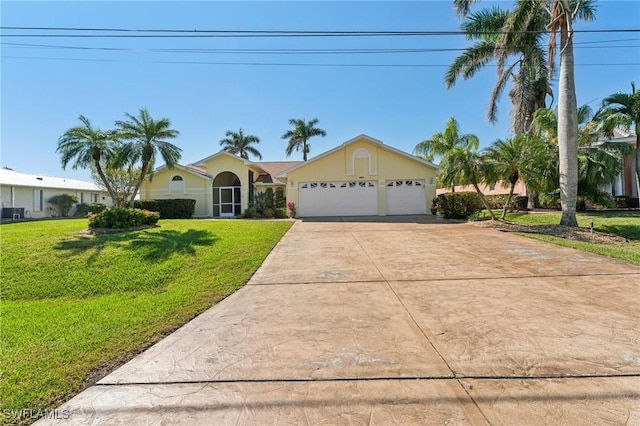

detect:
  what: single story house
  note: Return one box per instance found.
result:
[140,134,439,217]
[0,168,113,219]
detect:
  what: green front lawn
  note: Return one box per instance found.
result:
[505,211,640,264]
[0,219,292,425]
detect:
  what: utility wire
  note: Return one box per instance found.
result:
[2,39,638,55]
[1,28,639,38]
[4,55,638,67]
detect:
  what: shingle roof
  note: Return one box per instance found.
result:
[254,161,302,183]
[0,168,104,191]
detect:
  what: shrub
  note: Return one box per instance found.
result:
[264,188,275,209]
[287,201,297,218]
[263,207,274,219]
[538,191,561,210]
[74,202,107,217]
[274,207,288,218]
[242,207,257,218]
[435,192,483,219]
[88,208,160,229]
[274,189,285,209]
[48,193,78,217]
[484,194,511,210]
[254,192,267,216]
[134,199,196,219]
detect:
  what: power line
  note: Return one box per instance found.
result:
[4,55,639,68]
[2,40,638,55]
[1,27,639,38]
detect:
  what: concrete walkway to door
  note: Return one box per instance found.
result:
[43,216,640,425]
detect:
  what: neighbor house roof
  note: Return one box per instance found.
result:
[0,168,104,191]
[254,161,302,183]
[151,163,213,179]
[276,134,438,178]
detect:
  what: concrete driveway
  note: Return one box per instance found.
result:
[44,216,640,425]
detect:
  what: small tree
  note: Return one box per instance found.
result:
[48,194,78,217]
[92,145,141,207]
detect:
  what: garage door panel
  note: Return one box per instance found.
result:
[386,180,426,215]
[299,181,378,217]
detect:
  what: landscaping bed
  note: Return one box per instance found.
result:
[473,211,639,264]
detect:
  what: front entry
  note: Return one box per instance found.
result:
[213,171,241,217]
[219,187,240,217]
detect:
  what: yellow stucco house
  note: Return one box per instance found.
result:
[140,135,438,218]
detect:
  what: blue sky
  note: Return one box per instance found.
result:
[2,1,639,182]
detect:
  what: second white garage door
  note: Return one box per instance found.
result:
[298,181,378,217]
[385,180,427,215]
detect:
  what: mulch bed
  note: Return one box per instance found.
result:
[78,225,159,235]
[474,220,628,243]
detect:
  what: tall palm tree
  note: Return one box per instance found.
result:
[219,128,262,160]
[57,115,119,203]
[484,134,548,218]
[116,108,181,206]
[595,82,640,198]
[453,0,596,227]
[446,5,551,134]
[281,118,326,161]
[439,145,497,219]
[414,117,479,192]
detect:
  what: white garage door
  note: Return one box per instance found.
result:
[385,180,426,215]
[299,181,378,217]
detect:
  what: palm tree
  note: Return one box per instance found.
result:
[439,145,497,219]
[446,5,551,134]
[484,134,548,218]
[219,128,262,160]
[595,82,640,198]
[281,118,326,161]
[116,108,181,206]
[414,117,479,192]
[453,0,596,226]
[57,115,119,203]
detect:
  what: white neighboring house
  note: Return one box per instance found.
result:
[0,168,113,219]
[598,128,638,198]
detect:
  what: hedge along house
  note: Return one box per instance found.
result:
[139,134,439,218]
[0,168,113,219]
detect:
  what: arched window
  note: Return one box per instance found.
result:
[352,148,371,176]
[169,175,185,192]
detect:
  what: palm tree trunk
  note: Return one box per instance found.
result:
[502,181,517,219]
[303,140,308,161]
[130,161,149,207]
[94,162,120,207]
[557,24,579,227]
[472,181,496,220]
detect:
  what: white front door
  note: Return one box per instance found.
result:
[298,181,378,217]
[219,187,235,217]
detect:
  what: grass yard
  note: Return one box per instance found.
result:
[504,211,640,264]
[0,219,292,425]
